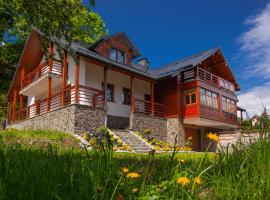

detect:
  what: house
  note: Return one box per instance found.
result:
[6,31,243,151]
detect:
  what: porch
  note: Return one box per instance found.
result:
[8,50,166,126]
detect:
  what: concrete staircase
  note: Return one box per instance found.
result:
[112,130,154,153]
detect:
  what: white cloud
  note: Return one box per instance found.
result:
[238,1,270,78]
[238,83,270,118]
[236,1,270,117]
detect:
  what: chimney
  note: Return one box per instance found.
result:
[137,58,150,71]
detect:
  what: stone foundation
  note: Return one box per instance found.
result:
[107,115,130,130]
[74,105,105,134]
[8,104,105,135]
[166,117,185,146]
[130,113,167,142]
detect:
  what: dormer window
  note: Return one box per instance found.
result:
[110,48,125,64]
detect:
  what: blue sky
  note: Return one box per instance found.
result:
[92,1,270,116]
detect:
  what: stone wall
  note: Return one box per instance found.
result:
[74,105,105,134]
[167,117,185,146]
[8,104,106,135]
[107,115,129,130]
[131,113,167,142]
[8,105,76,133]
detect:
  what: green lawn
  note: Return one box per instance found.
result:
[0,129,270,199]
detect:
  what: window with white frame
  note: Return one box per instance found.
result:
[222,96,236,113]
[200,88,218,109]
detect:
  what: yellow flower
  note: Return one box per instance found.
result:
[176,177,190,185]
[131,187,139,193]
[121,167,129,174]
[126,172,140,179]
[180,159,186,164]
[207,132,219,142]
[194,177,202,185]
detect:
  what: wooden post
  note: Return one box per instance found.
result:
[150,82,154,116]
[47,41,53,112]
[61,50,68,106]
[240,111,243,125]
[19,65,25,120]
[13,87,17,122]
[103,67,108,126]
[130,76,135,113]
[176,74,181,117]
[19,95,23,120]
[74,57,80,104]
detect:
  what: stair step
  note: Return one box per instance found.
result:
[112,129,154,153]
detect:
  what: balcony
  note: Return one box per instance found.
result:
[20,60,63,97]
[181,66,235,93]
[134,98,166,117]
[9,85,104,124]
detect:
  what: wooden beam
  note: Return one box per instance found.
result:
[131,76,135,113]
[13,88,17,122]
[103,67,108,126]
[47,41,53,112]
[151,82,154,116]
[75,57,80,104]
[61,50,68,106]
[176,74,181,117]
[20,65,25,89]
[19,95,23,120]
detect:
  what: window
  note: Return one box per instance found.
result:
[110,48,125,64]
[219,78,235,92]
[106,83,114,102]
[222,96,236,113]
[123,88,131,105]
[184,90,197,105]
[200,88,218,109]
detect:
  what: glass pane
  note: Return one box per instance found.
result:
[191,93,196,104]
[110,48,117,61]
[185,95,190,104]
[212,93,217,98]
[200,88,205,94]
[206,91,211,96]
[118,51,125,64]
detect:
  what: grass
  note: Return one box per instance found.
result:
[0,127,270,199]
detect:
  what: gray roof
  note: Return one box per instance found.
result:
[153,48,220,78]
[68,39,220,80]
[65,40,156,79]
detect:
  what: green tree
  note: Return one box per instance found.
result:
[0,0,108,122]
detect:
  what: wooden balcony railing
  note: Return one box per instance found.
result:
[21,60,63,89]
[8,85,105,124]
[200,106,238,124]
[134,98,165,117]
[181,67,235,92]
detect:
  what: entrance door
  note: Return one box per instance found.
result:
[185,128,201,151]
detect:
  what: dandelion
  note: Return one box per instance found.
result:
[207,132,219,142]
[176,177,190,185]
[194,177,202,185]
[121,167,129,174]
[131,187,139,193]
[180,159,186,164]
[126,172,140,179]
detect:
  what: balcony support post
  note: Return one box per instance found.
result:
[74,56,80,104]
[19,65,25,120]
[61,50,68,106]
[150,82,154,116]
[130,76,135,113]
[47,41,53,112]
[12,87,17,122]
[103,67,108,126]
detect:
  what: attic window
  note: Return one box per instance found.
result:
[110,48,125,64]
